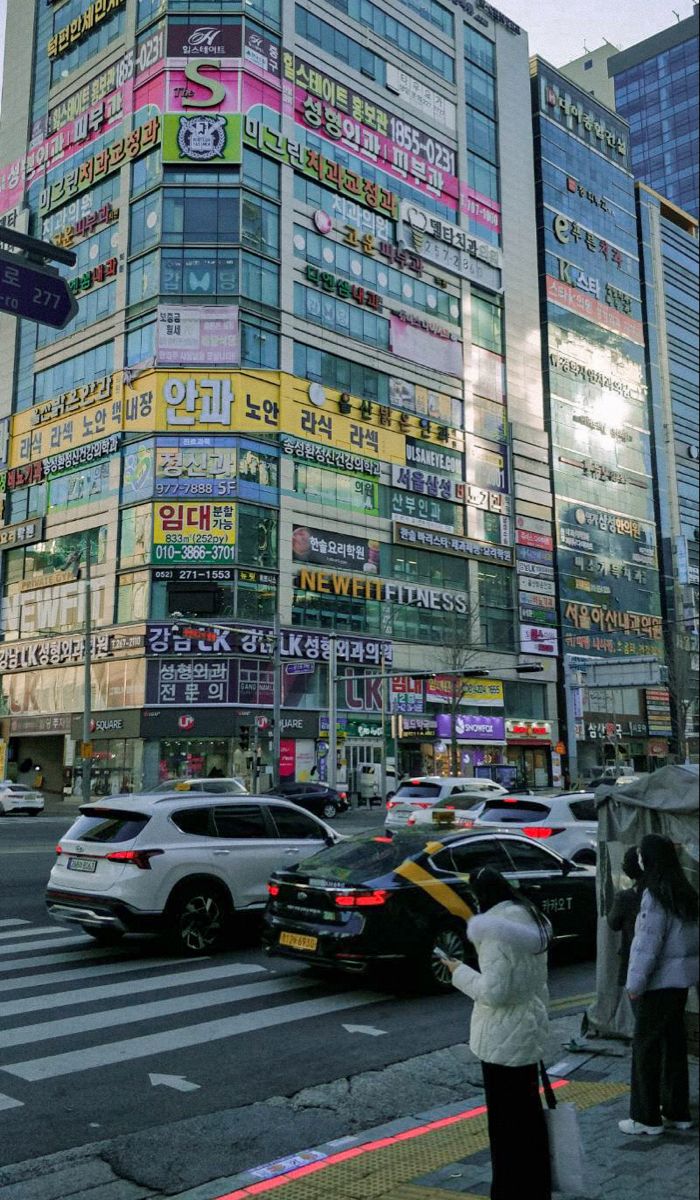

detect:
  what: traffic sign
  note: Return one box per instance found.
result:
[0,249,78,329]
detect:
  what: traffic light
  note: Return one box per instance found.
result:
[239,726,250,752]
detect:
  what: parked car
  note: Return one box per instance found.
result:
[264,781,349,820]
[146,777,248,795]
[263,827,597,991]
[46,794,339,953]
[0,781,45,816]
[470,792,599,864]
[385,776,507,834]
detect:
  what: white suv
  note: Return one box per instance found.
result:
[471,792,598,864]
[46,794,338,953]
[385,776,507,833]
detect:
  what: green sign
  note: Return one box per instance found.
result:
[162,113,242,165]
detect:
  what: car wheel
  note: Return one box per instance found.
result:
[321,800,338,819]
[82,927,125,945]
[572,849,597,866]
[166,881,232,954]
[419,923,469,993]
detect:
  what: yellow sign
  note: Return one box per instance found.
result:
[426,677,505,706]
[9,369,462,472]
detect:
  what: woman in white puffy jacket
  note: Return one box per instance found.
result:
[444,866,552,1200]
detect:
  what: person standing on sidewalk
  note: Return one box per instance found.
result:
[620,832,699,1138]
[443,866,552,1200]
[608,845,645,988]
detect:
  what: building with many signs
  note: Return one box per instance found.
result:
[530,59,668,781]
[0,0,558,800]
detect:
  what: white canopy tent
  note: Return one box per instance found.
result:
[586,764,699,1039]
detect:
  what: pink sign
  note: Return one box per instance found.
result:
[516,529,554,551]
[291,87,459,212]
[460,184,502,237]
[390,314,463,378]
[280,739,296,778]
[166,68,281,116]
[546,275,645,346]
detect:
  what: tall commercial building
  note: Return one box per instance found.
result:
[635,184,699,761]
[562,7,700,220]
[530,60,667,782]
[0,0,557,800]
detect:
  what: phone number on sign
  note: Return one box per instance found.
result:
[153,545,236,562]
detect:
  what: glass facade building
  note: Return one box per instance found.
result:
[530,60,666,781]
[0,0,556,799]
[607,7,700,220]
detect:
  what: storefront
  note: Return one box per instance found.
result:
[433,713,512,784]
[70,709,142,797]
[575,716,650,779]
[140,707,274,791]
[7,713,72,801]
[504,719,553,789]
[394,714,438,777]
[279,711,319,781]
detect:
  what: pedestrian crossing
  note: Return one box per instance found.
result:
[0,917,384,1092]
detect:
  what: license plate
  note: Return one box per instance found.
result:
[279,931,318,952]
[67,857,98,873]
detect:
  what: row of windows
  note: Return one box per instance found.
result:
[464,24,495,75]
[51,2,125,85]
[296,225,460,324]
[467,107,498,165]
[467,150,499,206]
[328,0,452,36]
[294,282,389,348]
[33,343,114,408]
[295,7,384,84]
[125,310,279,370]
[130,189,280,258]
[317,0,454,80]
[294,342,389,403]
[291,592,515,648]
[128,248,280,309]
[137,0,281,31]
[465,62,496,119]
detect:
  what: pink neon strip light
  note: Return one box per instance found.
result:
[218,1080,570,1199]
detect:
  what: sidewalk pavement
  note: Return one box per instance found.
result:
[168,1008,698,1200]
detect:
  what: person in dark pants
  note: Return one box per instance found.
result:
[620,833,699,1137]
[608,846,645,987]
[443,867,553,1199]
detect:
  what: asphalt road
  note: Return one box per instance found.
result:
[0,808,595,1193]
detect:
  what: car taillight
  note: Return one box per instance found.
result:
[407,816,416,826]
[522,827,564,839]
[386,799,397,809]
[413,802,432,809]
[105,849,164,869]
[55,845,63,855]
[443,803,454,810]
[267,883,280,897]
[456,818,475,828]
[335,889,389,908]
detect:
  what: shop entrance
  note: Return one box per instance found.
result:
[346,739,382,804]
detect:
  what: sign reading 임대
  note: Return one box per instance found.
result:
[152,501,236,565]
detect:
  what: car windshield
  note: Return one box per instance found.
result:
[479,799,551,823]
[65,808,151,843]
[295,832,427,882]
[394,783,442,798]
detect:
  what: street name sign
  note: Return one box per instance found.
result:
[0,248,78,329]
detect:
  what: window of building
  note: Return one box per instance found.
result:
[116,571,150,624]
[128,250,160,307]
[467,151,499,204]
[241,252,279,309]
[241,317,279,368]
[293,463,379,514]
[295,7,384,82]
[465,63,496,118]
[126,315,156,365]
[464,25,495,74]
[293,343,389,402]
[131,150,162,197]
[130,193,162,256]
[50,1,126,84]
[503,681,548,720]
[237,504,278,568]
[119,505,152,569]
[471,291,503,355]
[33,343,113,406]
[160,249,239,297]
[294,283,389,348]
[242,193,280,256]
[478,562,514,650]
[243,152,281,200]
[162,188,239,244]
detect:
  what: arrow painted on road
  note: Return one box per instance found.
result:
[148,1073,200,1092]
[341,1024,387,1037]
[0,1092,23,1110]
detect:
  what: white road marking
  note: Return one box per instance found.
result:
[341,1024,387,1036]
[149,1073,200,1092]
[0,1092,23,1111]
[0,976,312,1049]
[0,946,133,973]
[0,962,266,1016]
[3,990,385,1080]
[0,920,30,928]
[0,925,75,941]
[0,956,202,994]
[0,936,88,958]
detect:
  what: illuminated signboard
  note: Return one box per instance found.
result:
[152,501,237,565]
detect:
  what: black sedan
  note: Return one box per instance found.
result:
[262,828,596,991]
[264,781,350,819]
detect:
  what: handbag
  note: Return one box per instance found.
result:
[539,1061,587,1195]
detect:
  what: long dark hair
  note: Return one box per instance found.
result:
[470,866,552,953]
[639,834,698,923]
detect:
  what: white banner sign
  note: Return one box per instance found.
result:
[156,305,240,366]
[386,64,456,132]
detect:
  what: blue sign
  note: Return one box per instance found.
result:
[0,250,77,329]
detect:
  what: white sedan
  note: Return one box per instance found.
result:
[0,781,45,816]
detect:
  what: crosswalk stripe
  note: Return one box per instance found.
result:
[0,920,30,928]
[0,955,200,994]
[0,1092,23,1111]
[0,961,267,1016]
[0,925,76,942]
[0,976,312,1049]
[2,989,384,1080]
[0,935,90,958]
[0,946,133,973]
